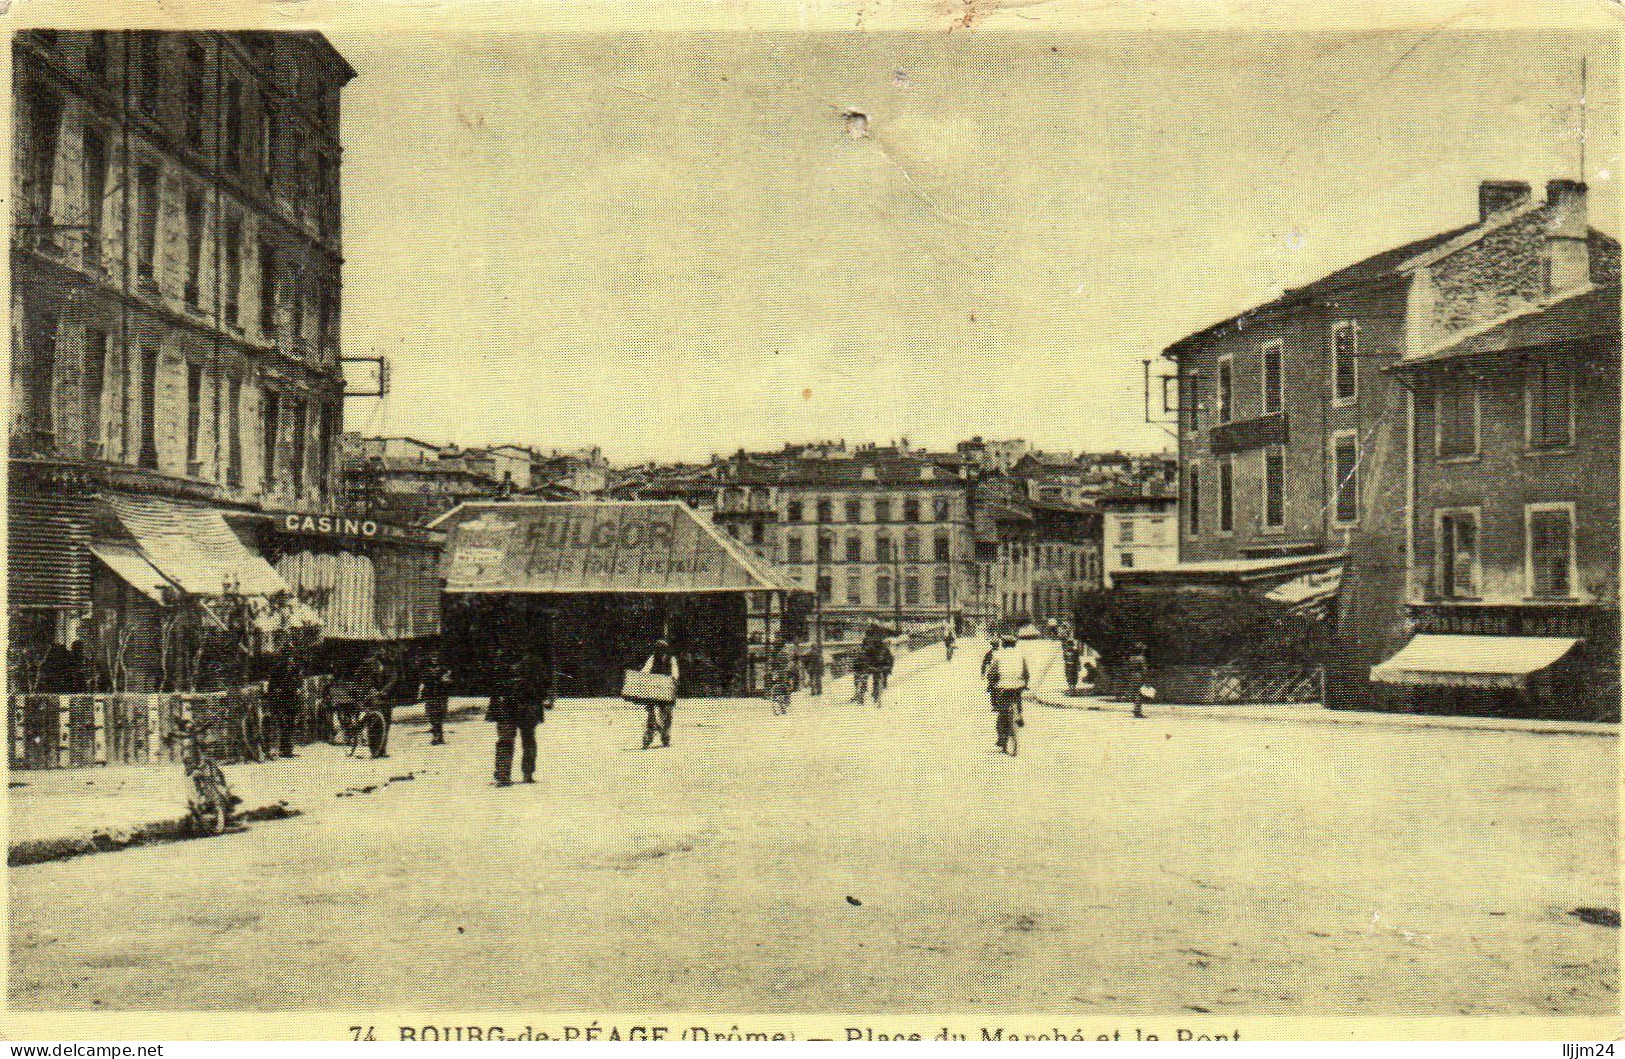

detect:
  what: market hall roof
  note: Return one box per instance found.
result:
[431,501,796,594]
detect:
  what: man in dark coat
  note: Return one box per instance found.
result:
[489,646,549,785]
[265,652,305,758]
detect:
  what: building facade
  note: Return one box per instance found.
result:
[1098,492,1178,588]
[1163,178,1619,709]
[1379,265,1619,718]
[7,32,443,693]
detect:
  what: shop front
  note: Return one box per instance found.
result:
[432,501,799,697]
[243,508,445,686]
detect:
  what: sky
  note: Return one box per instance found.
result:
[329,23,1619,464]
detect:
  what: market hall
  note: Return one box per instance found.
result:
[432,501,801,697]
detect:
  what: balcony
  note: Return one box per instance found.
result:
[1209,412,1289,456]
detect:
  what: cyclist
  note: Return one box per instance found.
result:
[986,634,1029,755]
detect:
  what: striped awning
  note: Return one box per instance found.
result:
[104,495,292,598]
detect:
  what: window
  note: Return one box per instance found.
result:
[27,90,61,229]
[259,241,278,335]
[1332,432,1359,525]
[226,375,242,487]
[1436,380,1479,459]
[816,499,832,523]
[289,265,305,340]
[183,190,204,308]
[817,575,832,604]
[289,399,307,497]
[1527,362,1573,451]
[1528,505,1576,599]
[81,128,107,266]
[1263,446,1285,529]
[184,41,206,149]
[1219,456,1234,533]
[1188,462,1202,534]
[85,32,109,81]
[876,533,892,563]
[1262,341,1284,415]
[846,574,863,606]
[934,533,951,562]
[904,573,920,606]
[816,532,833,564]
[785,534,803,564]
[138,344,159,469]
[903,498,920,522]
[136,165,159,281]
[186,363,203,468]
[845,498,862,522]
[1438,510,1479,598]
[903,530,921,562]
[1120,519,1137,543]
[751,522,764,545]
[786,499,803,522]
[26,311,58,440]
[1332,323,1357,404]
[261,103,277,186]
[1120,552,1135,569]
[137,32,160,115]
[846,534,862,563]
[223,219,242,325]
[934,575,950,605]
[727,524,740,540]
[261,390,280,486]
[1216,354,1234,424]
[874,497,891,523]
[933,497,952,521]
[224,79,243,170]
[876,574,892,607]
[82,328,108,456]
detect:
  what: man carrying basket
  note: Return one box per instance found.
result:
[627,638,680,749]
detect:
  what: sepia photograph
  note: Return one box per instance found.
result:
[2,0,1619,1042]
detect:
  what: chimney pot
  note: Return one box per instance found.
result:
[1478,180,1533,222]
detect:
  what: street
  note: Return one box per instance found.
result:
[10,641,1618,1015]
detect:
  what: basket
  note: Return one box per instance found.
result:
[622,669,676,705]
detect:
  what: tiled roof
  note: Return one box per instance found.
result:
[1165,225,1475,356]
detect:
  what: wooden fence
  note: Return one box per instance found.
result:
[10,677,335,770]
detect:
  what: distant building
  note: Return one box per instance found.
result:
[1097,492,1178,587]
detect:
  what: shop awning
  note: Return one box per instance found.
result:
[432,501,795,594]
[1263,566,1343,620]
[104,495,292,598]
[88,540,176,605]
[1370,634,1581,689]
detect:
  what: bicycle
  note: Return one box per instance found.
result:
[993,691,1023,757]
[168,719,242,836]
[337,700,392,759]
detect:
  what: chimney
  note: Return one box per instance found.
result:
[1545,179,1590,293]
[1478,180,1532,222]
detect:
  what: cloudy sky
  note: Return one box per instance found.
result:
[329,20,1618,463]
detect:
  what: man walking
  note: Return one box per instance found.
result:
[265,651,304,759]
[1062,636,1082,694]
[423,653,453,745]
[489,646,548,785]
[637,639,680,748]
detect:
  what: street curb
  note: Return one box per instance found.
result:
[8,800,300,868]
[1028,692,1618,738]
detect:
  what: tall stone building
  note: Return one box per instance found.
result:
[8,32,438,694]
